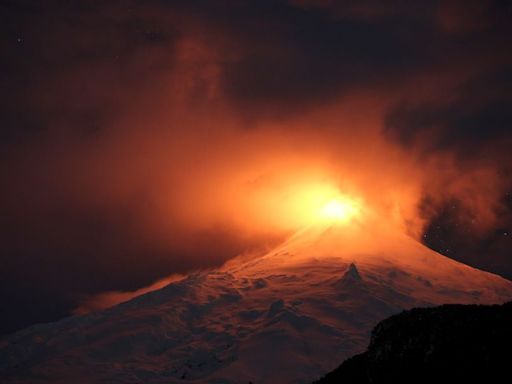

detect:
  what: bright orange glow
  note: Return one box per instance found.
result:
[319,197,360,223]
[238,180,364,230]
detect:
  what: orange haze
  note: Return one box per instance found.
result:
[1,2,509,319]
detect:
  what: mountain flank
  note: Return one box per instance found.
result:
[2,224,512,383]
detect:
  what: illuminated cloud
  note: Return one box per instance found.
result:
[0,0,511,334]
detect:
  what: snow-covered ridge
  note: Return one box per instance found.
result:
[1,223,511,383]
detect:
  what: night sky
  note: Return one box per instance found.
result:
[1,0,511,335]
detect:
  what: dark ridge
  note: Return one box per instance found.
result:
[314,301,512,384]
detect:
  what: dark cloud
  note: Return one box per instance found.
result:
[385,70,512,280]
[382,2,512,272]
[221,16,425,114]
[0,0,179,144]
[384,67,512,159]
[421,191,512,279]
[202,0,436,115]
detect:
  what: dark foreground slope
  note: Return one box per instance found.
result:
[315,301,512,384]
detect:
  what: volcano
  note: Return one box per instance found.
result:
[1,222,511,383]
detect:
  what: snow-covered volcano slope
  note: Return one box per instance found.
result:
[2,223,512,384]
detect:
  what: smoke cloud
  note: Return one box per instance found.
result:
[1,0,511,334]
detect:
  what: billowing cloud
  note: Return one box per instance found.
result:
[1,0,511,334]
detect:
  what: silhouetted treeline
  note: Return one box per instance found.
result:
[314,301,512,383]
